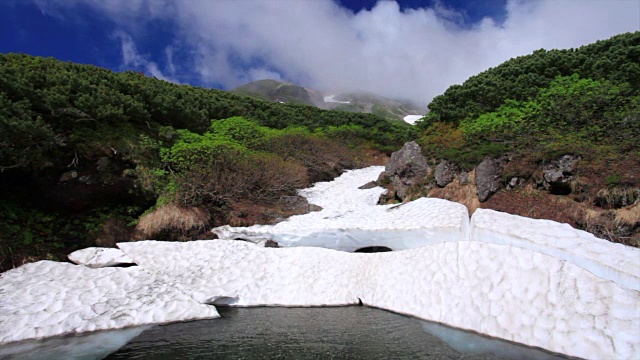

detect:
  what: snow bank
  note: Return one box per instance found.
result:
[2,166,639,359]
[119,240,362,307]
[0,261,218,344]
[117,239,640,359]
[68,247,135,268]
[403,114,423,125]
[213,167,470,251]
[0,325,150,360]
[472,209,640,291]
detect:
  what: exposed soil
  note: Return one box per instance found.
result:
[426,154,640,247]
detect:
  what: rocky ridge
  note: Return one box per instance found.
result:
[376,142,640,246]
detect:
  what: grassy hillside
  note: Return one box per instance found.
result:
[0,53,413,271]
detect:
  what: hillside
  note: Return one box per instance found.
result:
[231,79,427,122]
[384,32,640,246]
[0,53,413,271]
[230,79,325,107]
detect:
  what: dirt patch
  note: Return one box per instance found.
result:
[482,185,584,227]
[428,169,480,215]
[226,196,321,227]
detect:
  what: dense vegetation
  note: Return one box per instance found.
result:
[417,32,640,167]
[0,53,413,270]
[416,32,639,245]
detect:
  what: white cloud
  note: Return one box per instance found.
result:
[113,31,178,83]
[37,0,640,105]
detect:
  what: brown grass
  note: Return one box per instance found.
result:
[258,133,357,183]
[428,169,480,214]
[614,203,640,226]
[135,204,210,240]
[359,147,390,166]
[595,187,640,209]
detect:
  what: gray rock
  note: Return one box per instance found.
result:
[358,181,378,189]
[543,155,580,195]
[382,141,430,200]
[435,160,457,188]
[476,157,503,202]
[264,240,279,248]
[459,171,469,185]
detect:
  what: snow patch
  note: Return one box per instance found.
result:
[2,166,639,359]
[403,114,423,124]
[323,94,350,104]
[0,261,218,344]
[117,239,640,359]
[471,209,640,292]
[68,247,135,268]
[213,167,470,250]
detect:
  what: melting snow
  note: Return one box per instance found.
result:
[0,261,218,344]
[213,167,470,251]
[1,166,638,359]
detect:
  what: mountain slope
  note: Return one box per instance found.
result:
[231,79,427,122]
[0,53,414,271]
[412,31,640,246]
[231,79,325,107]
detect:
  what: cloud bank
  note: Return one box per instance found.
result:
[36,0,640,105]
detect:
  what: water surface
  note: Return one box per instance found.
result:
[106,307,569,360]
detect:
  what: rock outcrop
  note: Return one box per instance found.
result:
[543,155,580,195]
[377,141,430,202]
[434,160,457,188]
[475,157,503,202]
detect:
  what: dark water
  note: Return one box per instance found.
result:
[104,307,569,360]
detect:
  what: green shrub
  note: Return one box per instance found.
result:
[209,116,269,148]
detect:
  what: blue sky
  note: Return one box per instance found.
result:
[1,0,638,105]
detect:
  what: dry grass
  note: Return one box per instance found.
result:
[428,169,480,215]
[135,204,210,240]
[595,187,640,209]
[614,203,640,226]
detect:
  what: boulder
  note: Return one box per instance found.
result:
[543,155,580,195]
[279,195,323,214]
[380,141,430,200]
[358,181,378,189]
[476,157,503,202]
[459,171,469,185]
[435,160,457,188]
